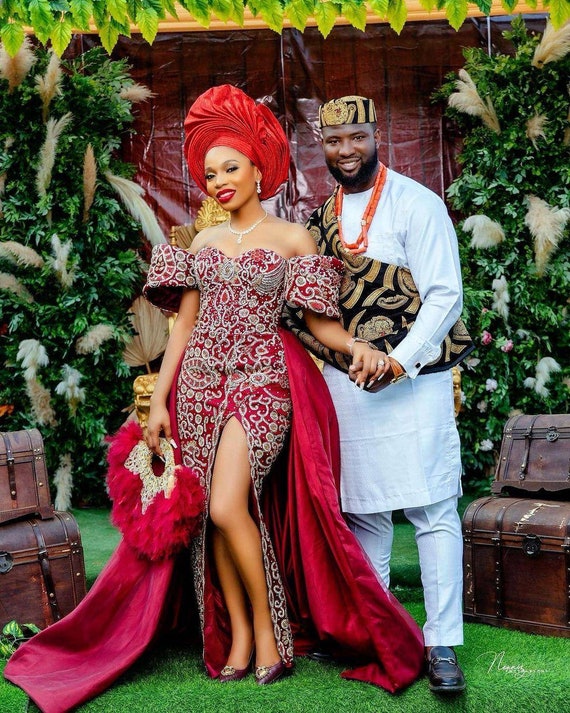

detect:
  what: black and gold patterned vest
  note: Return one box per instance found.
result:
[282,193,474,375]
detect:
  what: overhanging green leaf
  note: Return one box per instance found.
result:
[137,4,159,43]
[314,0,339,38]
[387,0,408,33]
[0,21,25,57]
[286,0,315,31]
[445,0,468,32]
[50,14,74,56]
[342,0,368,31]
[69,0,94,30]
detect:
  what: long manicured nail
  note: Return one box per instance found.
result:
[169,439,177,448]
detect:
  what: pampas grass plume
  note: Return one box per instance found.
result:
[0,272,34,302]
[119,83,154,103]
[35,50,62,123]
[491,275,510,321]
[532,20,570,68]
[526,114,548,147]
[525,195,570,276]
[48,233,76,288]
[0,36,36,92]
[76,324,115,354]
[36,113,73,197]
[53,453,74,511]
[448,69,501,134]
[0,240,44,268]
[55,365,86,415]
[105,171,166,246]
[463,215,505,248]
[524,357,561,399]
[82,143,97,223]
[16,338,49,380]
[26,378,58,427]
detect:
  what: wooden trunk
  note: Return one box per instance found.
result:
[492,414,570,496]
[462,495,570,637]
[0,512,87,629]
[0,429,53,524]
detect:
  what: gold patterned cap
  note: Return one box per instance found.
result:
[318,96,377,128]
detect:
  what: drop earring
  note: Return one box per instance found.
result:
[256,180,261,194]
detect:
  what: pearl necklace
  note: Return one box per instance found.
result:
[227,211,268,244]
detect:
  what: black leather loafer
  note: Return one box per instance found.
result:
[426,646,466,693]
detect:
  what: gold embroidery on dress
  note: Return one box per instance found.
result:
[124,437,177,513]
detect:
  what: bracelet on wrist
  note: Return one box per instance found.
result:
[346,336,370,355]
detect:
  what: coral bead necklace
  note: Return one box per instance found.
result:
[334,163,387,254]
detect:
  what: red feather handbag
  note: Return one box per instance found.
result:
[105,420,205,561]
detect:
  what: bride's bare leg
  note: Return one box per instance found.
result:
[210,417,280,669]
[211,530,252,668]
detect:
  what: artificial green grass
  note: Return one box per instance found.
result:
[1,500,568,713]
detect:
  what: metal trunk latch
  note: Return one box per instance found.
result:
[522,534,541,557]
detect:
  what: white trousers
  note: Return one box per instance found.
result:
[346,495,464,647]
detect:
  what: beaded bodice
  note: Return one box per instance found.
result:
[188,247,289,388]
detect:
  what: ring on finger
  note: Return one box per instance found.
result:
[377,359,385,369]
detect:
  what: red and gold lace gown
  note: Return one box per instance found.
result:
[4,245,424,713]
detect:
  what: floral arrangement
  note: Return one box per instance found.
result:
[0,42,164,508]
[436,16,570,492]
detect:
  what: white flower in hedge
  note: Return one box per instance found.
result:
[55,365,86,415]
[524,357,562,399]
[477,400,488,412]
[485,378,498,392]
[462,215,505,248]
[479,439,494,452]
[491,275,510,321]
[16,338,49,380]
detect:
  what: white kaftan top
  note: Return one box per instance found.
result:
[322,169,463,513]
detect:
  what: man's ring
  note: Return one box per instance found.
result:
[377,359,385,369]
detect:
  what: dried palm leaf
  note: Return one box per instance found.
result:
[123,296,169,370]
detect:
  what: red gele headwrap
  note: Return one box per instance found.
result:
[184,84,290,201]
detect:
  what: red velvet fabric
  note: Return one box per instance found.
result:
[4,332,424,712]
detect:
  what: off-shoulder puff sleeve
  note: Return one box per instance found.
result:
[143,244,197,312]
[284,254,344,319]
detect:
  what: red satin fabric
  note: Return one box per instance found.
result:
[272,330,424,691]
[4,332,424,712]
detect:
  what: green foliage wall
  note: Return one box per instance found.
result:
[437,17,570,491]
[0,46,149,507]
